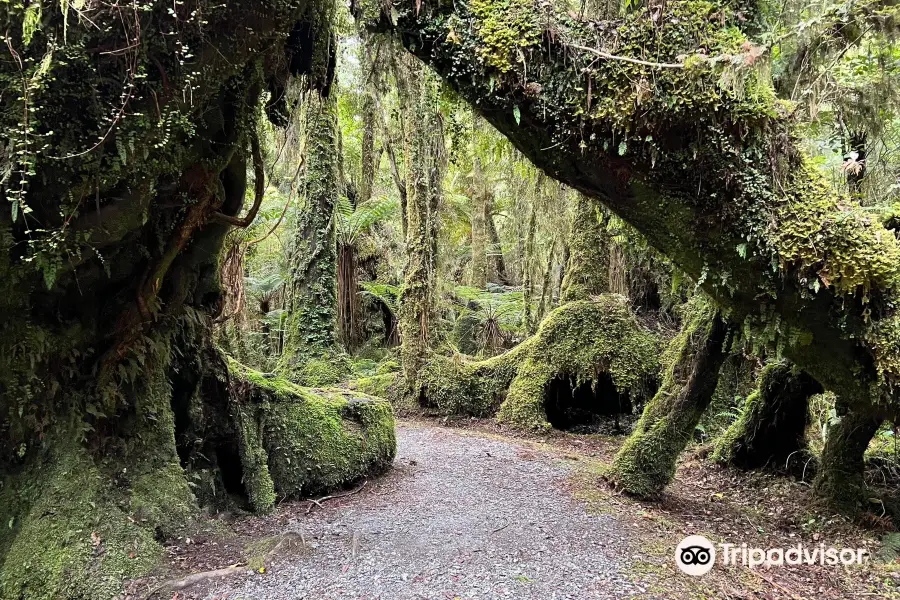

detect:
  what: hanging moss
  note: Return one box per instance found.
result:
[606,297,731,498]
[227,359,397,503]
[712,361,822,470]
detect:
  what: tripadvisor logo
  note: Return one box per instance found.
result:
[675,535,716,576]
[675,535,870,576]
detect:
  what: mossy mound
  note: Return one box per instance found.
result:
[393,295,658,426]
[413,339,534,416]
[497,295,659,430]
[228,359,397,510]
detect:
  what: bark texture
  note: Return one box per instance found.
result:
[561,194,610,302]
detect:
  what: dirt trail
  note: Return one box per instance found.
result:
[205,423,642,599]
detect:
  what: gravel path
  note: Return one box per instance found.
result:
[223,423,642,599]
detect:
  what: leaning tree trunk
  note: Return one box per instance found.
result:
[362,0,900,422]
[607,297,731,498]
[560,193,610,302]
[713,361,823,470]
[0,3,398,598]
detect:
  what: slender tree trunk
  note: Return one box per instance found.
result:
[608,298,731,497]
[470,158,489,288]
[282,92,339,366]
[486,202,511,285]
[521,185,539,334]
[561,194,609,302]
[536,239,556,323]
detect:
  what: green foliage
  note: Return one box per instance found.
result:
[335,195,399,246]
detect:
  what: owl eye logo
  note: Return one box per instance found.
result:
[679,545,712,566]
[675,535,716,575]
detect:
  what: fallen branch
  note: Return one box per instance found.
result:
[140,563,245,599]
[306,480,368,515]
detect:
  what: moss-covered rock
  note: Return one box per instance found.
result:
[497,295,659,430]
[228,359,397,507]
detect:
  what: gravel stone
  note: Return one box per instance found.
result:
[222,423,640,599]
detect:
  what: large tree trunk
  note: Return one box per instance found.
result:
[281,91,340,376]
[0,3,396,597]
[397,59,444,384]
[362,0,900,414]
[607,298,731,498]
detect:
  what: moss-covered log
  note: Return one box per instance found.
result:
[228,360,397,508]
[362,0,900,416]
[607,298,731,498]
[713,361,823,470]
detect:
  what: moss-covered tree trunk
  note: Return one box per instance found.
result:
[486,197,511,285]
[282,91,340,372]
[521,185,539,334]
[470,158,489,289]
[607,298,731,497]
[397,60,444,384]
[0,3,398,597]
[362,0,900,421]
[561,193,610,302]
[812,401,883,511]
[713,361,823,470]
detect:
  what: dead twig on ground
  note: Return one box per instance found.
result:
[306,480,368,515]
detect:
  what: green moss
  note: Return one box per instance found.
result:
[414,336,535,416]
[354,372,399,399]
[497,295,659,430]
[712,361,821,469]
[607,296,730,498]
[468,0,540,72]
[560,195,610,303]
[232,403,277,513]
[228,359,397,499]
[0,441,163,600]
